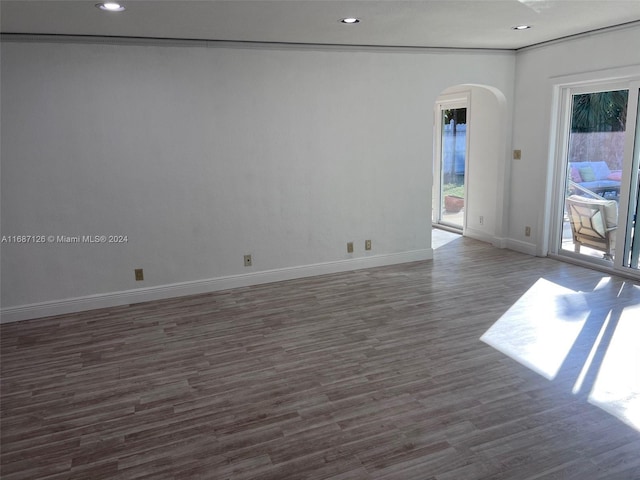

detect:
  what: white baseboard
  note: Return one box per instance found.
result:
[464,228,497,247]
[492,236,508,249]
[505,238,537,256]
[0,249,433,323]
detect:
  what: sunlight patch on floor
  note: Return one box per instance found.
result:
[432,228,461,249]
[572,310,612,395]
[481,277,640,432]
[480,278,590,380]
[589,303,640,431]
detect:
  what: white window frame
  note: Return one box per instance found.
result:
[547,69,640,279]
[433,92,471,233]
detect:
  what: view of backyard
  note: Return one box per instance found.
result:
[561,89,636,266]
[437,108,466,228]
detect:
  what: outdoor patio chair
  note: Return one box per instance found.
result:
[565,194,618,259]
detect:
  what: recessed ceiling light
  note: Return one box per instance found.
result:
[340,17,360,24]
[96,2,125,12]
[512,25,531,30]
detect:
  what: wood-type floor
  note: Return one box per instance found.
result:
[2,232,640,479]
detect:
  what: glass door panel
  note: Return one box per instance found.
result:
[438,107,467,230]
[560,89,628,264]
[620,88,640,271]
[555,81,640,277]
[624,185,639,269]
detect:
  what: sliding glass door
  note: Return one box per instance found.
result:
[555,81,640,276]
[620,91,640,270]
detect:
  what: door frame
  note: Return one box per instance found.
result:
[617,81,640,271]
[547,72,640,278]
[433,92,471,233]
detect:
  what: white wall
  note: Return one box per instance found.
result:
[0,39,514,320]
[509,24,640,256]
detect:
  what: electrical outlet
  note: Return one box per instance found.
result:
[365,240,372,251]
[135,268,144,281]
[525,226,531,237]
[479,216,484,225]
[244,254,252,267]
[347,242,354,253]
[513,149,522,160]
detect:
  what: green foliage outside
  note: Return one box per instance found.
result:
[443,183,464,198]
[571,90,628,133]
[443,108,467,125]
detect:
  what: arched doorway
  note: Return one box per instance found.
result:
[432,84,509,247]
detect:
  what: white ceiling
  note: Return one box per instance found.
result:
[2,0,640,50]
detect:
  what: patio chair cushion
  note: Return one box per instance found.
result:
[578,166,596,182]
[570,167,582,182]
[589,161,613,180]
[568,161,620,194]
[566,195,618,228]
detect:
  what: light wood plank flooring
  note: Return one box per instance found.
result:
[2,233,639,479]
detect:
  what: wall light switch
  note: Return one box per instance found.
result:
[513,149,522,160]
